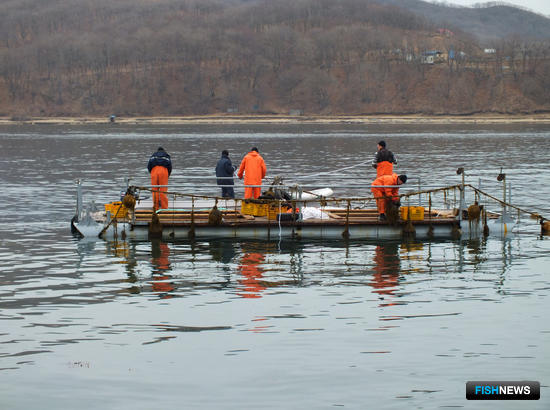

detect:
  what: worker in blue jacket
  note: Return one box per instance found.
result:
[147,147,172,210]
[215,150,236,198]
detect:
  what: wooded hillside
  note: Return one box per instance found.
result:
[381,0,550,41]
[1,0,549,117]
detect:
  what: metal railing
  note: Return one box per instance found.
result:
[75,168,547,231]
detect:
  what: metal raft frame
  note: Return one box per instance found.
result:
[74,169,548,240]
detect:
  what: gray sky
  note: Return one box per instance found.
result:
[444,1,550,16]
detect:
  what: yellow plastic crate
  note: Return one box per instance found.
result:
[254,203,268,217]
[104,201,128,218]
[241,201,254,215]
[241,201,268,217]
[400,206,425,221]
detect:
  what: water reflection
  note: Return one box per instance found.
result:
[2,126,549,407]
[151,239,174,298]
[208,239,237,264]
[370,243,401,299]
[105,239,130,259]
[75,238,98,269]
[236,242,278,299]
[238,251,266,299]
[91,236,531,306]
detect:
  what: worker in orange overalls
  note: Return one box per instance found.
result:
[238,147,267,199]
[371,173,407,221]
[147,147,172,210]
[372,140,397,177]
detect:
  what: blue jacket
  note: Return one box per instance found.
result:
[215,154,235,185]
[148,149,172,175]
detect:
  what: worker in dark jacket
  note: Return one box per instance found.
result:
[372,140,397,177]
[147,147,172,210]
[215,150,236,198]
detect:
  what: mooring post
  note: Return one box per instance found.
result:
[502,177,506,217]
[456,168,465,223]
[427,192,434,238]
[508,181,512,217]
[497,169,506,218]
[189,196,196,239]
[460,171,465,221]
[418,177,422,207]
[342,200,350,239]
[75,179,82,223]
[402,195,416,239]
[291,200,297,239]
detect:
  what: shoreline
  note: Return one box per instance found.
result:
[2,113,550,125]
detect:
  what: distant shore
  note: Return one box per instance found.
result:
[2,113,550,125]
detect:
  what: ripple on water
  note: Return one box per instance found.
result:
[1,127,550,407]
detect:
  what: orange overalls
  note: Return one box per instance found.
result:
[375,161,394,177]
[373,148,396,177]
[151,166,169,210]
[238,151,267,199]
[371,173,400,215]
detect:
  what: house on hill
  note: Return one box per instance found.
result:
[421,50,445,64]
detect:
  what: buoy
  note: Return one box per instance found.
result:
[148,212,162,238]
[208,205,223,225]
[467,202,481,221]
[386,201,400,226]
[122,193,136,210]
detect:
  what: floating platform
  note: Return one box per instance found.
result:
[71,198,502,241]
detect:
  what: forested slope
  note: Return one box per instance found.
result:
[380,0,550,41]
[1,0,549,117]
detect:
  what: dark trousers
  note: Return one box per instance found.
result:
[221,186,235,198]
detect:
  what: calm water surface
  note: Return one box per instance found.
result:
[0,123,549,409]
